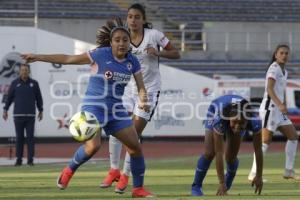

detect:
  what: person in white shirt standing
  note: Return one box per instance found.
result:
[248,44,300,181]
[99,3,180,193]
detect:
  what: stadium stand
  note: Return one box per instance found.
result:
[147,0,300,24]
[0,0,124,18]
[1,0,300,78]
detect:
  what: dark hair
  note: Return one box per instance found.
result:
[128,3,153,29]
[222,99,252,119]
[268,44,290,66]
[96,17,130,48]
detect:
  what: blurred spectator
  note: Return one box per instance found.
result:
[2,64,43,166]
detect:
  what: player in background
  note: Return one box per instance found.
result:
[248,44,300,181]
[191,95,263,196]
[100,3,180,193]
[21,18,154,198]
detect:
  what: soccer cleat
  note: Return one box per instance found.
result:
[100,168,120,188]
[191,185,204,196]
[132,187,154,198]
[57,167,74,190]
[14,160,22,167]
[115,173,129,194]
[225,172,235,190]
[283,169,300,180]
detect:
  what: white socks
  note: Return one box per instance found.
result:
[285,140,298,170]
[109,135,122,169]
[262,143,269,154]
[109,135,132,176]
[123,152,131,176]
[250,139,298,173]
[250,143,269,174]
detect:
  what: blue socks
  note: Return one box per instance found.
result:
[192,155,212,188]
[130,156,145,188]
[225,159,239,190]
[68,145,92,172]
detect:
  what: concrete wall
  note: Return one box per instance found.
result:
[37,18,163,44]
[203,22,300,52]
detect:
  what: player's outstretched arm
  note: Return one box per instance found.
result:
[252,130,263,195]
[213,131,227,196]
[21,53,91,65]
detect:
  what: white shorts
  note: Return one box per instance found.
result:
[260,107,292,132]
[122,91,160,121]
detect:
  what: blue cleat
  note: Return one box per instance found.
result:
[225,159,239,190]
[191,185,204,196]
[225,172,235,190]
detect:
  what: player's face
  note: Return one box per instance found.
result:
[229,117,247,134]
[19,65,30,80]
[110,30,130,59]
[275,47,289,64]
[127,8,145,32]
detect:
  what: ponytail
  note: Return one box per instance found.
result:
[96,17,129,48]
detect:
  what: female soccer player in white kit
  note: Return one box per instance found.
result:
[248,44,300,181]
[100,3,180,193]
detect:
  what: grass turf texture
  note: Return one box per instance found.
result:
[0,153,299,200]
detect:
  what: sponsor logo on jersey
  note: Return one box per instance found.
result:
[127,62,132,70]
[104,71,113,79]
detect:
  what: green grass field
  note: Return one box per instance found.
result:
[0,153,300,200]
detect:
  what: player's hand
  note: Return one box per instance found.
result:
[38,111,43,121]
[138,102,150,113]
[251,175,263,195]
[2,111,8,121]
[279,103,288,114]
[146,47,159,57]
[216,183,228,196]
[21,54,38,63]
[137,92,150,113]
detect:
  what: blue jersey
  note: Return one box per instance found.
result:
[82,47,141,135]
[84,47,141,111]
[204,95,261,136]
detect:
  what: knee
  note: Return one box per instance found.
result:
[225,157,237,165]
[262,138,271,145]
[85,143,101,155]
[127,143,143,157]
[288,135,298,141]
[203,151,215,161]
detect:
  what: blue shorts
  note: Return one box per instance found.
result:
[204,103,216,131]
[82,105,133,136]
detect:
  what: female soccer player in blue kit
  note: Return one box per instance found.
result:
[21,18,154,198]
[101,3,180,193]
[191,94,263,196]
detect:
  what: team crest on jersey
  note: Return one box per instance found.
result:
[104,71,113,79]
[127,62,132,70]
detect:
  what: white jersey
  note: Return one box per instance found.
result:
[125,28,170,94]
[260,61,288,111]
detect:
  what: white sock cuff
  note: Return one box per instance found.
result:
[110,135,121,144]
[262,143,269,154]
[109,135,123,169]
[285,140,298,170]
[287,139,298,144]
